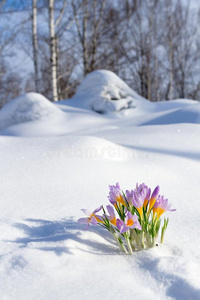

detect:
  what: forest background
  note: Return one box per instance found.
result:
[0,0,199,108]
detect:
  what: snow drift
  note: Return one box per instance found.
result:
[67,69,147,113]
[0,93,63,131]
[142,102,200,125]
[1,72,200,299]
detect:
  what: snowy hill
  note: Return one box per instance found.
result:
[0,72,200,299]
[142,101,200,125]
[0,93,64,131]
[65,69,148,113]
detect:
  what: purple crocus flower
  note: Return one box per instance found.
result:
[116,212,142,234]
[148,185,160,213]
[78,205,103,230]
[106,205,117,226]
[153,196,176,219]
[125,190,134,205]
[135,183,151,208]
[108,182,126,207]
[131,191,144,218]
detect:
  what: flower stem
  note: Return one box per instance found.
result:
[140,232,145,249]
[126,236,133,254]
[132,230,142,250]
[152,237,156,247]
[161,228,166,244]
[146,233,152,248]
[113,233,127,253]
[130,239,135,251]
[161,218,169,244]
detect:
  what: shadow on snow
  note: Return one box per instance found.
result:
[7,218,200,299]
[9,218,119,256]
[137,255,200,300]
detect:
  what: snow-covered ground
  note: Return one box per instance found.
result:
[66,70,147,113]
[0,71,200,300]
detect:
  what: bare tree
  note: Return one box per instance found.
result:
[0,0,28,107]
[48,0,58,101]
[164,0,177,100]
[72,0,107,76]
[32,0,39,93]
[47,0,83,101]
[173,1,199,99]
[1,0,200,107]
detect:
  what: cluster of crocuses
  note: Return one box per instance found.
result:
[78,183,176,254]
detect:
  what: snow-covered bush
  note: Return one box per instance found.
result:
[68,70,147,113]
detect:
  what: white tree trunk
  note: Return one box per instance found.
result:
[155,52,160,102]
[49,0,58,101]
[32,0,39,93]
[83,0,88,76]
[169,39,173,101]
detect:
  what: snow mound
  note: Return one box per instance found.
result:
[67,70,147,113]
[142,102,200,125]
[0,93,63,131]
[154,99,198,112]
[64,135,132,160]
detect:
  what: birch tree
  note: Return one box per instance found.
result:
[49,0,58,101]
[48,0,81,101]
[32,0,39,93]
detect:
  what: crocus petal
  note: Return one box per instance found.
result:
[126,214,142,230]
[148,186,160,213]
[108,183,124,206]
[120,225,129,234]
[78,217,89,224]
[107,205,115,218]
[78,219,90,230]
[153,195,176,218]
[146,188,151,200]
[116,219,129,233]
[125,190,134,205]
[116,219,123,229]
[132,214,139,222]
[151,186,160,199]
[106,205,116,225]
[126,211,133,219]
[109,198,117,206]
[90,216,98,226]
[93,205,103,214]
[116,182,121,190]
[81,209,91,217]
[134,220,142,230]
[116,219,124,233]
[94,214,104,223]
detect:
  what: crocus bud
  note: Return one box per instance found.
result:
[151,186,160,199]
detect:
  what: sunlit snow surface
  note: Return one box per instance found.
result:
[0,72,200,299]
[64,69,148,113]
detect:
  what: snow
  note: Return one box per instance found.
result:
[65,69,149,113]
[0,93,64,131]
[1,71,200,299]
[142,101,200,125]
